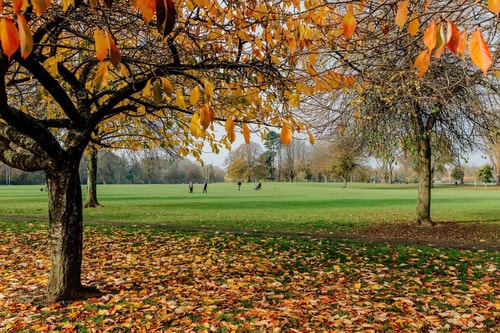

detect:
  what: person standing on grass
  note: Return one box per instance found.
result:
[238,181,242,191]
[189,182,193,193]
[203,181,208,193]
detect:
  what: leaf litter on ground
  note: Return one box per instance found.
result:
[0,223,498,332]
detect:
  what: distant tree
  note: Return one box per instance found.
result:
[476,165,493,186]
[451,166,465,185]
[226,142,268,182]
[263,131,281,181]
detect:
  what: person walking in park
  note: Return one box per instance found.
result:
[189,182,193,193]
[203,181,208,193]
[237,181,242,191]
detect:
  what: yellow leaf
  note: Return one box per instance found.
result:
[175,90,186,109]
[142,78,152,97]
[0,18,19,59]
[342,12,356,39]
[242,123,250,144]
[489,0,500,15]
[204,80,214,101]
[413,49,430,77]
[62,0,75,11]
[354,282,361,289]
[153,79,162,105]
[432,23,446,58]
[395,0,408,29]
[161,77,173,96]
[31,0,50,16]
[423,20,436,51]
[407,13,419,36]
[468,27,492,74]
[190,86,201,105]
[94,62,109,90]
[280,125,292,146]
[106,31,121,67]
[17,14,32,59]
[94,29,107,62]
[190,112,202,138]
[225,118,236,143]
[43,55,60,76]
[308,132,315,145]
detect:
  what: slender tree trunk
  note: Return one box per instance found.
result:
[83,145,100,208]
[45,160,101,303]
[415,136,436,226]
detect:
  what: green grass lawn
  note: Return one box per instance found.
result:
[0,182,498,234]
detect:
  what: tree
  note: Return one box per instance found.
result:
[476,164,493,186]
[225,142,268,182]
[0,0,498,303]
[307,1,499,225]
[451,166,465,185]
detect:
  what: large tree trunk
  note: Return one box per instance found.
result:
[83,144,100,208]
[45,160,100,303]
[415,136,436,226]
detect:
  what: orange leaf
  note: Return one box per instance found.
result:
[94,29,107,62]
[342,12,356,39]
[106,31,121,67]
[137,0,156,23]
[395,1,408,29]
[458,29,467,59]
[225,118,236,143]
[407,13,419,36]
[242,123,250,144]
[308,132,315,145]
[17,14,33,59]
[31,0,51,16]
[488,0,500,15]
[468,27,492,74]
[280,125,292,146]
[156,0,176,37]
[13,0,28,13]
[199,104,211,130]
[413,49,430,78]
[423,20,436,51]
[0,18,20,59]
[446,21,461,55]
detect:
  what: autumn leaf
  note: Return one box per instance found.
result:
[395,1,408,29]
[136,0,156,23]
[432,23,446,58]
[242,123,250,144]
[199,104,211,130]
[17,14,33,59]
[308,132,315,145]
[423,20,436,51]
[94,29,107,62]
[190,112,202,138]
[446,21,461,55]
[225,117,236,143]
[106,32,121,67]
[0,18,20,60]
[468,27,492,74]
[156,0,177,37]
[161,77,174,96]
[152,79,162,105]
[458,29,467,59]
[31,0,51,16]
[13,0,28,13]
[280,124,292,146]
[342,12,356,39]
[407,13,419,36]
[189,86,201,105]
[488,0,500,15]
[413,49,430,77]
[94,62,109,90]
[62,0,75,11]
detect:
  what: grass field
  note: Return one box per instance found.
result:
[1,183,499,332]
[0,182,498,234]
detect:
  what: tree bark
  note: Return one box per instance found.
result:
[415,135,436,226]
[45,160,100,303]
[83,144,100,208]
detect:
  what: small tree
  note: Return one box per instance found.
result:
[451,166,465,185]
[476,165,493,187]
